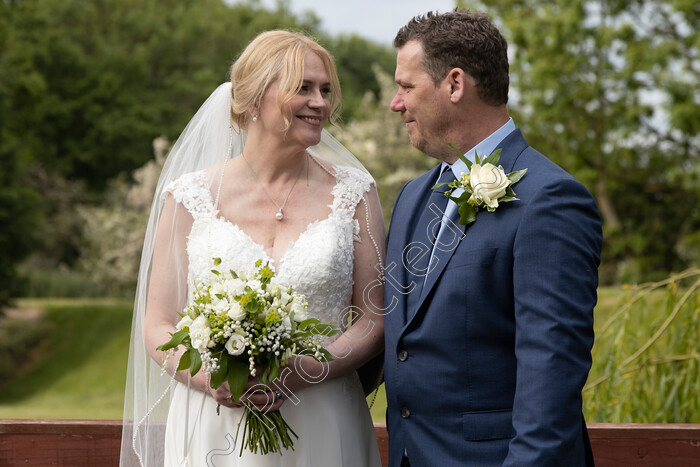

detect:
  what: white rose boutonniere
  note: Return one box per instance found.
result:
[434,145,527,226]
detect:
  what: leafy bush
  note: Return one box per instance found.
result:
[0,310,51,383]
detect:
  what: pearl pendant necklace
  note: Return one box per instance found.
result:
[241,152,306,221]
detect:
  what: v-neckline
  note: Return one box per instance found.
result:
[214,212,336,274]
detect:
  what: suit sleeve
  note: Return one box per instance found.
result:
[504,177,602,466]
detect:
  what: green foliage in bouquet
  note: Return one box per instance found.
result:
[157,258,339,455]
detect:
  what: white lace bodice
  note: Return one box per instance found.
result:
[164,161,374,328]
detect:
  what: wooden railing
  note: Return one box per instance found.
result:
[1,420,699,466]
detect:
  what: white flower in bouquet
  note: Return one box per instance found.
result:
[225,277,245,295]
[176,315,193,331]
[189,315,211,352]
[211,295,230,315]
[227,300,246,321]
[225,333,246,356]
[291,297,308,322]
[210,281,226,296]
[247,279,264,294]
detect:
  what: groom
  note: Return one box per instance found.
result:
[383,10,602,467]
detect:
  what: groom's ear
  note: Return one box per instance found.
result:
[446,68,471,104]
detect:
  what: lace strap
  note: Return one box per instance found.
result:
[163,171,217,220]
[310,156,373,214]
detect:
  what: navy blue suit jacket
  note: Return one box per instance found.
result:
[383,129,601,466]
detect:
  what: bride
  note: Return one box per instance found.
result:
[120,31,385,466]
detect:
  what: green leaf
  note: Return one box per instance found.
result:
[227,358,249,401]
[458,203,478,226]
[449,143,472,170]
[447,192,471,204]
[211,269,221,276]
[289,311,297,333]
[189,348,202,376]
[269,359,279,382]
[210,352,228,389]
[482,148,502,166]
[213,257,222,266]
[156,329,189,351]
[507,168,527,184]
[316,348,335,362]
[298,319,339,336]
[177,349,191,371]
[297,318,321,329]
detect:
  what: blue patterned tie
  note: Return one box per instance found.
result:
[405,166,456,320]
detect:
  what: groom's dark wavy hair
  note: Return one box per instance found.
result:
[394,9,509,106]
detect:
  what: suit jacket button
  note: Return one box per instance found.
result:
[400,407,411,419]
[398,350,408,361]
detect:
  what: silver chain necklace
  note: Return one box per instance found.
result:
[241,152,307,221]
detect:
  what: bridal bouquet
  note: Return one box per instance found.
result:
[157,258,339,455]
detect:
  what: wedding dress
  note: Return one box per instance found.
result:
[161,157,382,466]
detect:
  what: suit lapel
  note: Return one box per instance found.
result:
[403,129,529,328]
[414,209,467,310]
[386,165,442,332]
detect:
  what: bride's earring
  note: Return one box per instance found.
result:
[252,115,258,122]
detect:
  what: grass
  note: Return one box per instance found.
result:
[1,276,698,423]
[0,298,132,419]
[0,298,387,421]
[583,270,700,423]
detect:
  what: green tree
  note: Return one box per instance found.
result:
[333,67,436,227]
[460,0,699,282]
[0,0,323,190]
[323,34,396,122]
[0,0,398,296]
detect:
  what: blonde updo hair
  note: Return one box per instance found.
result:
[230,30,343,131]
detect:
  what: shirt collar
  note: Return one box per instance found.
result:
[442,117,517,178]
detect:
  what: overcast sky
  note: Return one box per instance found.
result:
[244,0,457,46]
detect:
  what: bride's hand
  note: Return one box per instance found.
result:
[210,376,286,412]
[269,355,328,398]
[238,378,286,412]
[208,381,245,409]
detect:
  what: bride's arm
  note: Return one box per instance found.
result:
[142,194,211,392]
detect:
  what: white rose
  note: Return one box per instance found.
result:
[210,282,225,296]
[211,296,230,315]
[469,163,510,210]
[224,278,245,295]
[280,290,291,304]
[267,283,281,298]
[176,315,193,331]
[225,333,246,356]
[247,279,263,293]
[291,298,308,322]
[189,315,211,352]
[227,300,247,321]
